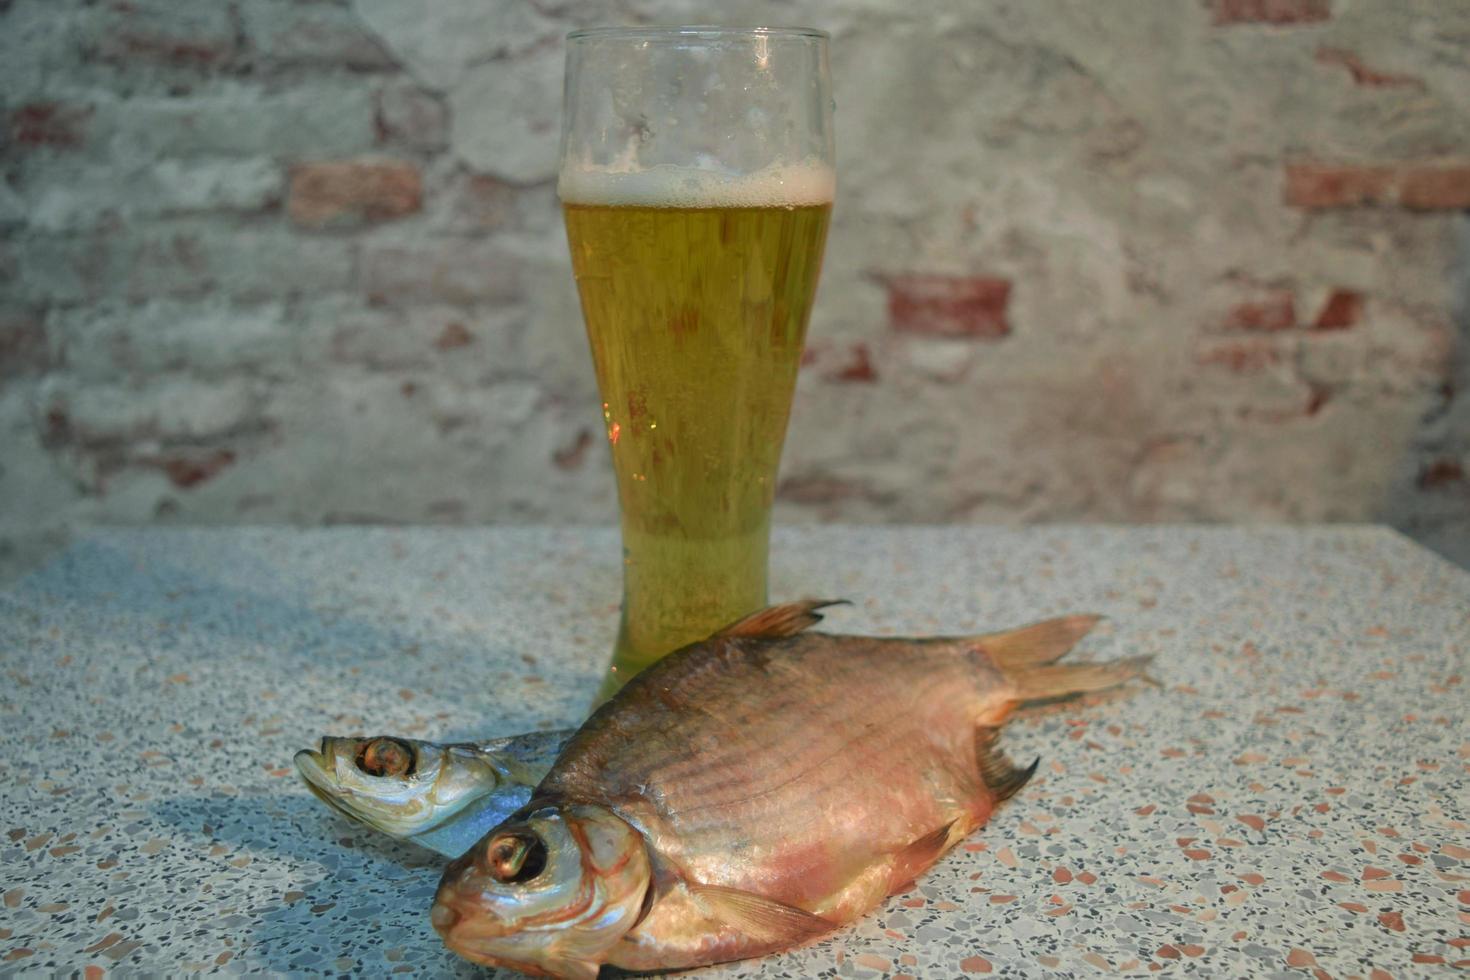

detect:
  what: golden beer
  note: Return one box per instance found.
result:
[564,195,831,697]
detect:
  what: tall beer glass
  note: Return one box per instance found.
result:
[559,27,834,698]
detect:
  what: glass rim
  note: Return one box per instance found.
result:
[566,25,829,42]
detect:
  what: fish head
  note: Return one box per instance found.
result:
[431,803,651,977]
[293,736,506,837]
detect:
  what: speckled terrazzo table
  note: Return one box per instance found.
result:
[1,526,1467,978]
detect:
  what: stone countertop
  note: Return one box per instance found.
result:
[0,525,1466,978]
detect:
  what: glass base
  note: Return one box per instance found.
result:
[590,524,770,708]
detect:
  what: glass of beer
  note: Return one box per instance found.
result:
[559,27,835,699]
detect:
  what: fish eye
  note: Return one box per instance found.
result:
[485,831,548,884]
[355,737,415,778]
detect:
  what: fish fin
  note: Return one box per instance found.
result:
[534,955,599,980]
[714,599,849,639]
[975,614,1103,669]
[888,820,958,893]
[975,726,1039,803]
[1003,655,1156,705]
[688,883,836,945]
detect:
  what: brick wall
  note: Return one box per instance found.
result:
[2,0,1468,574]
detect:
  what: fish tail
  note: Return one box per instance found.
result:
[1002,654,1156,705]
[974,614,1103,669]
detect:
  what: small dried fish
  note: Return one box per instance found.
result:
[432,600,1152,977]
[294,731,569,857]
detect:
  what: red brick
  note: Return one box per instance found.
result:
[1222,290,1296,331]
[8,102,93,149]
[1311,289,1363,330]
[1285,162,1470,210]
[1211,0,1330,25]
[156,449,237,489]
[433,322,474,351]
[1284,164,1394,208]
[1314,48,1425,89]
[114,34,234,66]
[1196,339,1285,373]
[86,3,239,68]
[1417,458,1464,490]
[828,343,878,383]
[289,160,422,229]
[1399,165,1470,210]
[882,274,1011,339]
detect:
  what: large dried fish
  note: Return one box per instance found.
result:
[432,600,1151,978]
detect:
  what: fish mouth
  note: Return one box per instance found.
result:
[430,897,525,972]
[431,890,506,965]
[292,740,330,788]
[294,740,359,819]
[432,850,512,955]
[432,898,590,979]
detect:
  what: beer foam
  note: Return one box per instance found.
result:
[558,162,835,208]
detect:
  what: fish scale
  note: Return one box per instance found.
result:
[651,674,869,813]
[635,637,952,810]
[662,669,954,830]
[541,634,1005,906]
